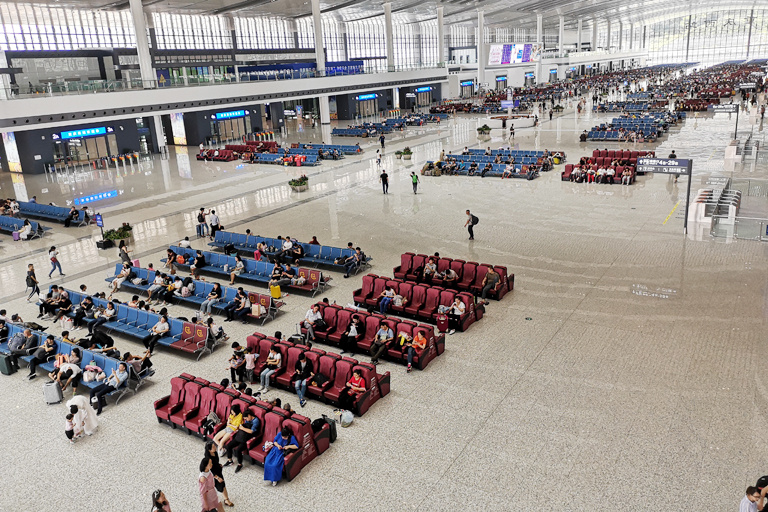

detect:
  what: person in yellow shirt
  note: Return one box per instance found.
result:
[213,403,243,455]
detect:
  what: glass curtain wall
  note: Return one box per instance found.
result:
[647,9,768,67]
[346,19,387,71]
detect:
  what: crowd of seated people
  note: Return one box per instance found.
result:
[566,156,636,185]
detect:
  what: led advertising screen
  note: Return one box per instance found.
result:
[170,112,187,146]
[2,132,22,173]
[488,44,541,65]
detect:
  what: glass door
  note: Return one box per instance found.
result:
[85,138,98,161]
[107,134,118,156]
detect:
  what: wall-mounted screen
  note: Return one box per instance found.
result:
[460,80,474,87]
[170,112,187,146]
[488,44,541,65]
[2,132,22,173]
[356,93,377,100]
[496,76,507,82]
[213,110,249,120]
[58,126,113,140]
[414,86,432,93]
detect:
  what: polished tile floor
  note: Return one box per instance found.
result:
[0,99,766,511]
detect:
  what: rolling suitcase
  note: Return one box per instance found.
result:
[0,354,16,375]
[270,285,282,300]
[12,231,20,241]
[131,259,140,268]
[435,314,449,333]
[44,381,63,404]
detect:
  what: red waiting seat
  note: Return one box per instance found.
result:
[393,253,414,280]
[170,380,203,428]
[275,346,306,388]
[457,262,477,291]
[307,354,340,399]
[185,386,218,435]
[248,411,286,465]
[352,274,376,304]
[405,254,427,282]
[154,376,186,423]
[418,287,442,321]
[364,277,387,308]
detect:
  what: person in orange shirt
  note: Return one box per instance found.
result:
[403,331,427,373]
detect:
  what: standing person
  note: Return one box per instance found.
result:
[118,240,132,266]
[379,170,389,194]
[740,486,767,512]
[376,150,381,167]
[196,208,208,238]
[509,124,515,140]
[198,458,225,512]
[410,172,419,194]
[199,142,205,157]
[379,134,385,149]
[204,442,234,507]
[151,490,172,512]
[464,210,478,241]
[48,246,65,278]
[26,263,40,302]
[208,210,220,241]
[263,427,299,486]
[66,395,98,435]
[549,109,553,121]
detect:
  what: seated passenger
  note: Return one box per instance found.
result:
[213,403,243,454]
[401,330,427,373]
[338,369,366,410]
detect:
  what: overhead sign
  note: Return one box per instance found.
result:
[94,214,104,227]
[487,43,541,65]
[405,93,416,98]
[59,126,113,140]
[636,158,691,175]
[74,189,118,205]
[739,83,756,89]
[524,72,535,78]
[549,69,557,74]
[501,100,520,108]
[496,76,507,82]
[213,110,249,120]
[414,86,432,93]
[710,104,738,113]
[356,93,377,100]
[460,80,474,87]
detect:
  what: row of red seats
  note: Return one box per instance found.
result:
[295,303,445,370]
[196,149,237,161]
[393,253,513,301]
[588,157,637,167]
[591,149,654,160]
[353,274,480,332]
[246,331,391,412]
[154,373,331,481]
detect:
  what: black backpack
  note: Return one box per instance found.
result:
[321,413,337,443]
[197,213,205,223]
[471,215,479,225]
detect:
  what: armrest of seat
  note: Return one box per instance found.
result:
[154,396,170,410]
[183,406,199,421]
[168,401,184,415]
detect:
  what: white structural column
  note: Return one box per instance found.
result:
[577,18,583,52]
[591,17,598,52]
[606,19,612,49]
[536,14,544,83]
[384,3,394,71]
[618,21,624,50]
[128,0,154,84]
[311,0,325,73]
[477,10,485,87]
[629,23,634,50]
[437,7,445,65]
[558,15,565,54]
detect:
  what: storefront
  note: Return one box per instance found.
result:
[495,76,507,90]
[210,109,253,142]
[355,93,379,117]
[460,80,475,97]
[549,69,558,83]
[524,73,536,87]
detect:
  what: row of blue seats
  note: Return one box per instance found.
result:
[0,321,148,403]
[164,245,330,296]
[587,131,656,140]
[208,231,371,274]
[465,149,544,157]
[447,155,542,165]
[19,201,86,224]
[287,148,344,158]
[298,143,361,155]
[105,264,284,324]
[331,129,369,137]
[0,215,46,238]
[451,165,535,178]
[56,287,215,359]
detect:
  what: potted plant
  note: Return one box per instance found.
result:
[395,150,403,159]
[289,174,309,192]
[99,222,133,249]
[553,105,564,112]
[402,147,413,160]
[477,124,491,135]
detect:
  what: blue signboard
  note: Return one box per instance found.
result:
[94,214,103,227]
[74,189,118,205]
[414,86,432,93]
[524,73,535,78]
[460,80,474,86]
[496,76,507,82]
[550,69,557,74]
[636,158,691,175]
[356,93,377,100]
[59,127,112,140]
[213,110,249,120]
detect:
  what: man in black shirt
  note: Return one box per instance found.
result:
[380,170,389,194]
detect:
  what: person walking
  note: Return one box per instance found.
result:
[410,172,419,194]
[464,210,478,241]
[379,134,385,149]
[376,150,381,167]
[509,124,515,140]
[198,458,224,512]
[26,263,40,302]
[379,170,389,194]
[48,246,65,278]
[150,490,172,512]
[549,109,553,121]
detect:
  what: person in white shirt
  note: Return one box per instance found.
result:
[276,235,293,263]
[145,315,170,353]
[447,297,465,335]
[740,486,766,512]
[208,210,220,240]
[302,305,323,342]
[179,236,191,248]
[89,362,129,415]
[606,167,615,185]
[199,142,205,156]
